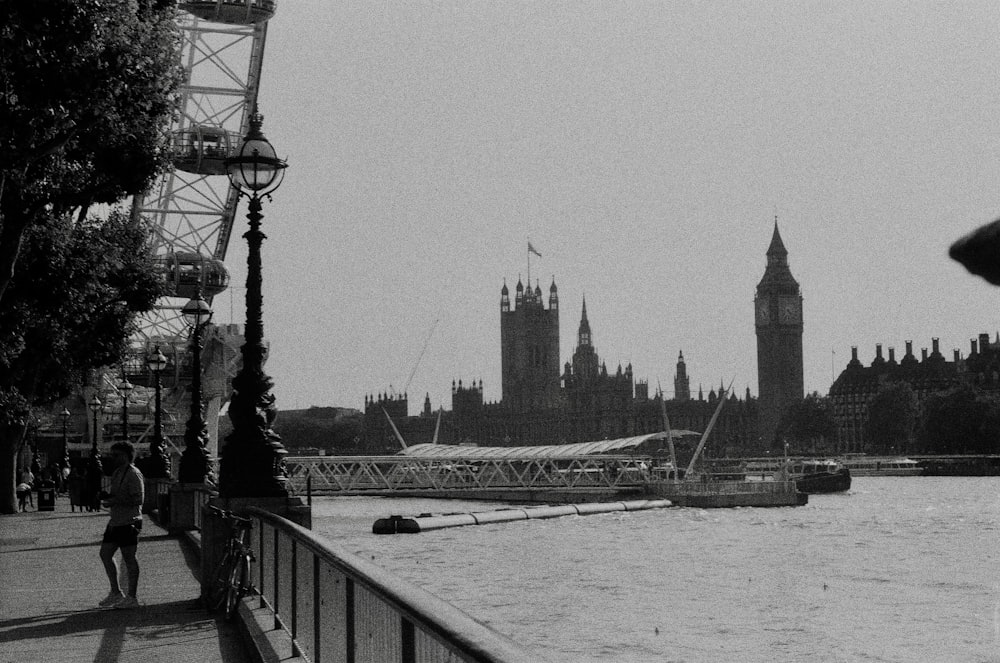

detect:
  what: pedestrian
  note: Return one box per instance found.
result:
[68,466,86,512]
[18,467,34,510]
[97,441,145,610]
[16,479,32,512]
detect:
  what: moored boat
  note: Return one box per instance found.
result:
[840,456,923,477]
[778,459,851,494]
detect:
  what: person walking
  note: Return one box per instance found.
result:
[18,467,34,510]
[97,441,145,609]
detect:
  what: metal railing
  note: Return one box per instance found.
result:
[187,484,217,530]
[246,507,540,663]
[285,455,656,494]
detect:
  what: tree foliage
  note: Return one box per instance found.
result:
[776,392,836,452]
[919,383,1000,455]
[0,210,165,512]
[863,381,919,453]
[0,0,182,302]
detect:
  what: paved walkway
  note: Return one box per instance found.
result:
[0,496,250,663]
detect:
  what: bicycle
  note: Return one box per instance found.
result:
[206,505,255,620]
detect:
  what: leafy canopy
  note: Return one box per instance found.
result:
[0,0,182,301]
[0,209,165,419]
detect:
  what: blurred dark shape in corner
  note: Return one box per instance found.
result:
[950,217,1000,286]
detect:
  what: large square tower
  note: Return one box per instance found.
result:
[755,222,804,444]
[500,278,561,411]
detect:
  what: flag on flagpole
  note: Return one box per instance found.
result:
[528,242,542,257]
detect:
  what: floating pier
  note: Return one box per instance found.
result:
[648,479,807,508]
[372,499,672,534]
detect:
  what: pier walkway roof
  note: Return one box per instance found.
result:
[0,499,248,663]
[400,430,700,459]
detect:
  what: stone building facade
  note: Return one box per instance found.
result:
[827,334,1000,452]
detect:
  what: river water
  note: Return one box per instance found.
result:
[310,477,999,662]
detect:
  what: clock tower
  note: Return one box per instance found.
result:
[755,220,804,445]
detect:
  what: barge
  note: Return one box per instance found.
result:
[648,479,807,508]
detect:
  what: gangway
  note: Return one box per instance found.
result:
[283,454,661,496]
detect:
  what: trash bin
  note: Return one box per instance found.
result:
[37,482,56,512]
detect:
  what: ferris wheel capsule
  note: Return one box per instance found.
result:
[180,0,276,25]
[172,126,240,176]
[155,252,231,299]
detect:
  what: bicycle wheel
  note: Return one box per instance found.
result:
[209,552,235,612]
[223,555,250,621]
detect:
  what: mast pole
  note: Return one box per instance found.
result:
[658,382,678,483]
[684,379,735,478]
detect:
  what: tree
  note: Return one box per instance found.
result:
[0,0,181,303]
[776,392,836,453]
[863,381,919,454]
[919,384,1000,455]
[0,210,165,513]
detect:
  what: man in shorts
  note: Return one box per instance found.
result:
[97,441,145,609]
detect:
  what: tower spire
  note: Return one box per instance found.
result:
[578,296,591,346]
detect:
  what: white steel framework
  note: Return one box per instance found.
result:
[119,4,275,455]
[283,455,665,495]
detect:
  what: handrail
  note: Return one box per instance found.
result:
[246,507,542,663]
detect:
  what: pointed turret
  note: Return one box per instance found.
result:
[757,219,799,290]
[548,277,558,310]
[501,279,510,312]
[766,219,788,260]
[578,297,592,347]
[674,350,690,402]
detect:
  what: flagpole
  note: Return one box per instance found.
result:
[527,239,531,291]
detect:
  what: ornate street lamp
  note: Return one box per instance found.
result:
[145,346,171,478]
[88,395,103,475]
[60,408,71,470]
[118,374,134,442]
[179,293,213,483]
[220,110,289,497]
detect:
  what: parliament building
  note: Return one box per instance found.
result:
[361,225,807,454]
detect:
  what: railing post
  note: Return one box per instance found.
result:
[345,578,355,663]
[313,555,321,663]
[257,517,266,610]
[291,539,300,658]
[273,526,280,630]
[401,618,415,663]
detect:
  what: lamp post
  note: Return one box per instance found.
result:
[220,109,289,497]
[118,374,133,443]
[88,395,104,476]
[179,293,213,483]
[145,346,171,478]
[60,408,71,470]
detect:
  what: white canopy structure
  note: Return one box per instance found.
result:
[399,430,700,459]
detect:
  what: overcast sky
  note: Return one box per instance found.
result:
[209,2,1000,412]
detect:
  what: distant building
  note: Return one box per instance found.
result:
[359,272,762,452]
[828,334,1000,452]
[755,221,804,443]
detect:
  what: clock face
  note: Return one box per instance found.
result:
[778,297,800,324]
[755,297,769,324]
